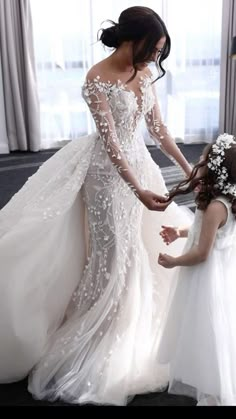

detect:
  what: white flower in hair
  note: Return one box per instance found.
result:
[216,133,235,147]
[222,183,236,197]
[207,133,236,197]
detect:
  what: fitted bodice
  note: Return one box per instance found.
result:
[82,75,155,147]
[81,75,161,184]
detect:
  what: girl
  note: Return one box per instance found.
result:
[158,133,236,406]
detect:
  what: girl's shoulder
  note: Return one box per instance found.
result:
[196,199,228,228]
[213,195,231,210]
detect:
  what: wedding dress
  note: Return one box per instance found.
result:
[0,73,192,405]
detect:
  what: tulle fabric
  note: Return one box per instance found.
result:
[0,134,193,404]
[158,199,236,406]
[27,138,192,405]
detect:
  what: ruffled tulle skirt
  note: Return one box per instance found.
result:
[158,239,236,406]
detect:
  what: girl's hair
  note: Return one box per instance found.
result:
[168,141,236,217]
[98,6,170,83]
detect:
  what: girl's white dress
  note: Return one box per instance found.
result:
[0,75,192,405]
[158,196,236,406]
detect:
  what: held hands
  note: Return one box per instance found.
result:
[160,225,180,245]
[138,189,171,212]
[158,253,176,269]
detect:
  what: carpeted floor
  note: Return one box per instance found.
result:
[0,143,205,406]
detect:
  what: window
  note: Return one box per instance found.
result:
[30,0,223,147]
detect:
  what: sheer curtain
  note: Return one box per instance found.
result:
[30,0,93,149]
[0,53,8,154]
[165,0,222,144]
[30,0,222,148]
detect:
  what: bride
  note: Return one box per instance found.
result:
[0,6,192,405]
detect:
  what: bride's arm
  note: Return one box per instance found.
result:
[82,73,169,211]
[144,75,192,177]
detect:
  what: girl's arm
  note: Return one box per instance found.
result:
[178,227,190,238]
[158,200,227,268]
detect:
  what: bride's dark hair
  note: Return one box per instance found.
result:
[98,6,171,83]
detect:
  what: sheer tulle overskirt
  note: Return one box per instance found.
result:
[0,133,193,404]
[27,139,192,405]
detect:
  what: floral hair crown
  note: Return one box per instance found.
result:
[207,133,236,197]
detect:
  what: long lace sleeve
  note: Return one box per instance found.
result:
[145,83,191,176]
[82,77,142,195]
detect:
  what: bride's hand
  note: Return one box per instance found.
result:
[137,189,171,212]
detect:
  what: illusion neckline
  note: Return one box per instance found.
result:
[84,74,152,112]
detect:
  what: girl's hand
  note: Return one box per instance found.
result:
[160,225,180,245]
[158,253,176,269]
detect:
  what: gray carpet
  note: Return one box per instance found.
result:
[0,143,204,406]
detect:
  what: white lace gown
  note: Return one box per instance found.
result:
[158,197,236,406]
[0,74,192,405]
